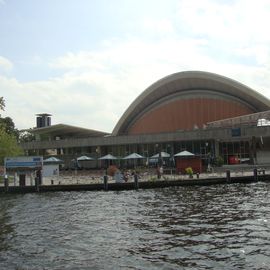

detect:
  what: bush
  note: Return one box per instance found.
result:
[216,156,224,167]
[107,165,118,176]
[185,167,193,176]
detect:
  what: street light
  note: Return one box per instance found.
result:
[155,143,163,167]
[205,142,212,172]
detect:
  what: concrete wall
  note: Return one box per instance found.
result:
[257,151,270,164]
[20,126,270,151]
[43,164,59,177]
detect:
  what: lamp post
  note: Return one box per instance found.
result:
[167,143,174,168]
[96,146,100,169]
[155,143,162,167]
[205,142,211,172]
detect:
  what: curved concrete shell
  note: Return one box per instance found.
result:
[113,71,270,135]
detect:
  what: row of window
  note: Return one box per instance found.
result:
[33,140,251,165]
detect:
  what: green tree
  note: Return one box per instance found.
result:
[0,97,5,111]
[19,130,35,143]
[0,97,23,164]
[0,116,19,139]
[0,128,23,164]
[215,156,224,167]
[0,97,19,138]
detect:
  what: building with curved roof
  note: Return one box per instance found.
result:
[21,71,270,168]
[113,71,270,135]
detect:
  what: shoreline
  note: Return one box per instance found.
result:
[0,172,269,194]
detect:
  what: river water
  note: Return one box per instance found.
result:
[0,182,269,270]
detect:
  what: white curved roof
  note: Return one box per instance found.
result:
[113,71,270,135]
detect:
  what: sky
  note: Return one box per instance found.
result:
[1,0,270,133]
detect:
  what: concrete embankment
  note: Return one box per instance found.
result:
[0,173,269,194]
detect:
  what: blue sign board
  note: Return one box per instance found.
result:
[5,156,43,169]
[231,128,241,137]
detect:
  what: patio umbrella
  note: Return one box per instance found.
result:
[98,154,118,160]
[123,153,145,168]
[150,152,170,158]
[44,157,63,163]
[123,153,145,159]
[174,150,195,157]
[150,152,171,167]
[76,155,94,169]
[77,155,94,161]
[98,154,118,168]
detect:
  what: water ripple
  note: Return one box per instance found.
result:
[0,182,270,269]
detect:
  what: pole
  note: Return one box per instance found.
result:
[253,168,258,182]
[35,177,40,192]
[134,173,139,189]
[103,175,108,191]
[226,170,231,183]
[4,174,9,192]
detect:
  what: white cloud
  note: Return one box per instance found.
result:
[0,56,13,72]
[3,0,270,132]
[49,51,106,71]
[142,18,175,36]
[177,0,270,62]
[3,34,270,132]
[177,0,270,40]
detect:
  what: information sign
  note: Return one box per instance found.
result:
[5,156,43,170]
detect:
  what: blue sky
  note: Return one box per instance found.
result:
[1,0,270,132]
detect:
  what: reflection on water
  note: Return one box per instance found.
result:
[0,197,14,253]
[0,182,269,269]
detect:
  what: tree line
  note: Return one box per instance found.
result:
[0,97,24,165]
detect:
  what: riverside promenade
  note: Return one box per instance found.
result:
[0,167,269,194]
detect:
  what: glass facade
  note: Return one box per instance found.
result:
[219,141,250,164]
[32,139,251,169]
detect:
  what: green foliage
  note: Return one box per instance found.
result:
[19,131,35,143]
[0,127,23,165]
[0,97,5,111]
[215,156,224,167]
[185,167,193,175]
[0,174,13,183]
[0,96,23,164]
[0,116,19,139]
[0,97,19,139]
[149,176,157,181]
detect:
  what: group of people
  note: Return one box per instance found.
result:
[156,166,164,179]
[112,166,164,183]
[114,169,137,183]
